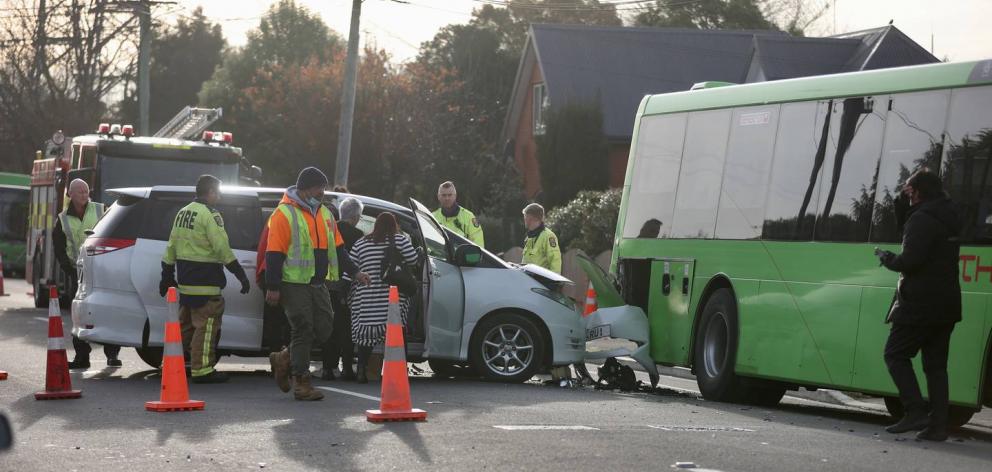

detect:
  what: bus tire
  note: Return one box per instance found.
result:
[693,288,746,402]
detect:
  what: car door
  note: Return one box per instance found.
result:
[213,196,263,350]
[408,198,465,360]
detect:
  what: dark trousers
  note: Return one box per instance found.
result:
[322,287,354,372]
[884,322,955,426]
[67,272,120,361]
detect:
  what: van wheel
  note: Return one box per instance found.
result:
[470,313,544,383]
[694,288,748,402]
[135,347,163,369]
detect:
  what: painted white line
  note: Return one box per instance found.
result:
[493,425,599,431]
[316,386,381,402]
[33,317,48,322]
[648,425,755,432]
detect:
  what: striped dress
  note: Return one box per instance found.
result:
[348,233,419,347]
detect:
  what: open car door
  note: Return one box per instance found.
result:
[576,252,658,386]
[408,198,466,360]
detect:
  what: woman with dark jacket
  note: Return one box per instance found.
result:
[347,212,418,383]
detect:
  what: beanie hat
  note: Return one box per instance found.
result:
[296,167,328,190]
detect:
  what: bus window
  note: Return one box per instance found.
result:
[813,96,886,242]
[870,90,950,243]
[670,109,731,239]
[943,85,992,244]
[762,101,832,240]
[621,113,687,239]
[716,105,779,239]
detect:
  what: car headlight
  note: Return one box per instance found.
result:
[531,287,577,312]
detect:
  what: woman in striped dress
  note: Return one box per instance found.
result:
[348,212,419,383]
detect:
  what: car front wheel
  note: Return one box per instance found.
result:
[470,313,545,383]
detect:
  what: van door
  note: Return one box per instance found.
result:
[408,198,465,360]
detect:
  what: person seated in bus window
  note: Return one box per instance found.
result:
[638,219,663,238]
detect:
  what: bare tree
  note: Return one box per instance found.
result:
[0,0,139,172]
[760,0,830,37]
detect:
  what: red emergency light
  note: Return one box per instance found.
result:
[222,132,233,144]
[121,124,134,138]
[97,123,110,134]
[202,131,214,142]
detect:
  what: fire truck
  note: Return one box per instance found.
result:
[27,107,261,308]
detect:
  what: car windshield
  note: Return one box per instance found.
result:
[97,155,239,204]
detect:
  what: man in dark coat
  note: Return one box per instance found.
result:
[877,169,962,442]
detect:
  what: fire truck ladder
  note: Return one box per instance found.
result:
[153,106,223,140]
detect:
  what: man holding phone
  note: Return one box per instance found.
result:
[876,169,961,442]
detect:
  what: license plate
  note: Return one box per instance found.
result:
[586,324,611,340]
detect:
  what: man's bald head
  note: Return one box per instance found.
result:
[67,179,90,209]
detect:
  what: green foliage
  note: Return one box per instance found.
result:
[535,101,609,207]
[118,8,225,131]
[546,188,621,254]
[636,0,776,30]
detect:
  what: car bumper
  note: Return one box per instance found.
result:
[72,289,148,348]
[584,305,658,383]
[546,311,587,366]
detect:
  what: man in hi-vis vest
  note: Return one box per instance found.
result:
[265,167,368,401]
[57,179,121,370]
[161,175,251,384]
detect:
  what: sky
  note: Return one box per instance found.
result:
[171,0,992,63]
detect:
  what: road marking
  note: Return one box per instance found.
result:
[316,386,381,402]
[33,317,48,322]
[649,425,755,432]
[493,425,599,431]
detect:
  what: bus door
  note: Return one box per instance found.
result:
[649,258,695,365]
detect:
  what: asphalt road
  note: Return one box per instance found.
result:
[1,279,990,472]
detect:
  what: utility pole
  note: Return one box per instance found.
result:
[334,0,362,187]
[137,1,151,135]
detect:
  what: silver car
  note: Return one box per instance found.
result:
[72,186,652,383]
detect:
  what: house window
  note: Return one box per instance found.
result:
[533,83,548,135]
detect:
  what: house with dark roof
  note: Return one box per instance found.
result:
[502,24,939,199]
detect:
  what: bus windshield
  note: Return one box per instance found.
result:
[97,155,239,204]
[0,187,28,242]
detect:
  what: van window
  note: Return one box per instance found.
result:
[112,194,259,251]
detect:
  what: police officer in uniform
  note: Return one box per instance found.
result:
[521,203,561,273]
[433,181,484,247]
[58,179,122,369]
[160,175,250,384]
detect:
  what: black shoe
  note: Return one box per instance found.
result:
[107,358,122,368]
[885,411,930,434]
[67,359,90,370]
[915,426,949,442]
[340,368,356,381]
[191,370,229,384]
[320,368,336,381]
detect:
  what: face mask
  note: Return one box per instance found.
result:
[307,196,321,207]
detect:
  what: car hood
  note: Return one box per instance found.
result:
[517,263,573,288]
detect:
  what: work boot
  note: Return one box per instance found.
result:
[915,425,949,442]
[293,375,324,401]
[885,409,929,434]
[191,370,229,384]
[107,358,122,368]
[67,358,90,370]
[269,347,291,393]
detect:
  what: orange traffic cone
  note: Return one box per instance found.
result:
[146,287,204,412]
[582,283,597,317]
[366,286,427,423]
[0,252,9,297]
[35,286,81,400]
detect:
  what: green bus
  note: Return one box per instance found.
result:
[590,59,992,426]
[0,172,30,277]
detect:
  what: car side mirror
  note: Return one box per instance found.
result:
[454,244,482,267]
[0,413,12,451]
